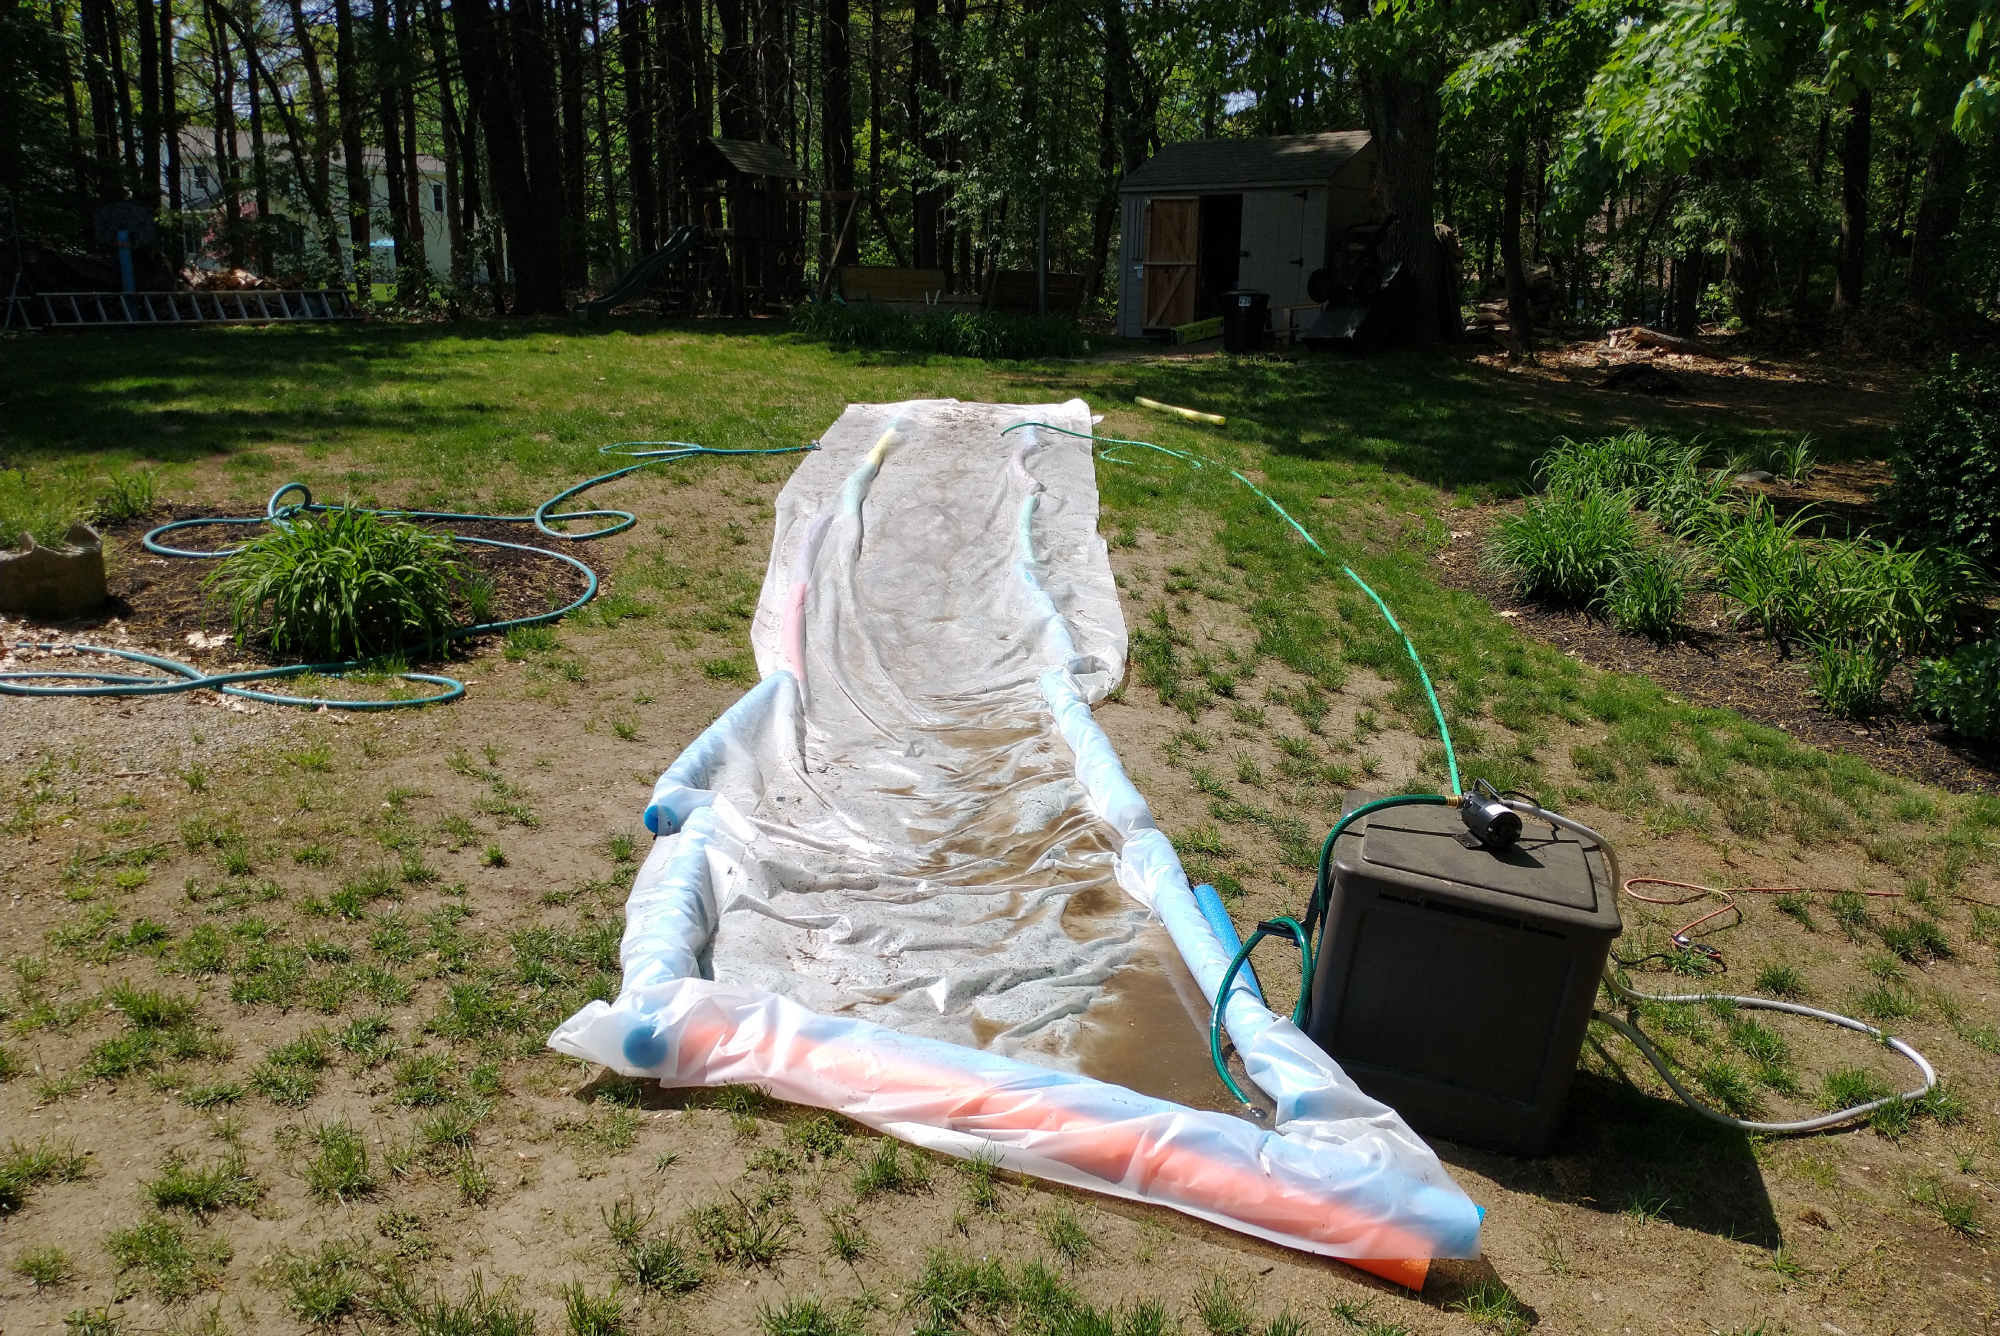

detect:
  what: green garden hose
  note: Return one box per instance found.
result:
[0,441,814,710]
[1000,419,1459,795]
[1208,914,1312,1110]
[997,418,1468,1109]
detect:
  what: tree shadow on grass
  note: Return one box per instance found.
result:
[1098,349,1881,498]
[1,315,1050,467]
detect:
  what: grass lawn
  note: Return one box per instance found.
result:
[1,320,1993,1335]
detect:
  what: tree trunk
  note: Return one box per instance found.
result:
[52,0,89,204]
[225,3,342,271]
[1905,133,1968,309]
[458,0,564,314]
[716,0,753,139]
[399,8,425,287]
[203,0,242,265]
[591,0,619,268]
[240,2,273,272]
[161,0,180,214]
[616,0,655,252]
[1500,128,1530,360]
[755,0,783,141]
[137,0,160,208]
[910,0,939,269]
[80,0,120,196]
[512,0,569,309]
[557,0,588,282]
[423,0,468,286]
[822,0,855,266]
[374,0,407,275]
[1101,0,1147,173]
[1355,66,1446,346]
[332,0,371,298]
[1670,248,1702,335]
[1085,46,1116,308]
[285,0,332,233]
[1792,109,1829,312]
[864,0,904,265]
[107,0,139,185]
[1834,85,1869,313]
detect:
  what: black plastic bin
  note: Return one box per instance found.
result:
[1220,289,1269,353]
[1303,793,1622,1156]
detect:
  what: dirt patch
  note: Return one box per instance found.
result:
[1431,506,2000,795]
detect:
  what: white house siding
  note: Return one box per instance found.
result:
[175,131,458,281]
[1118,192,1147,338]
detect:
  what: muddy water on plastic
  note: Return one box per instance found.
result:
[1073,930,1243,1113]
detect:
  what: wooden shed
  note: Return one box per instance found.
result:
[1116,131,1379,339]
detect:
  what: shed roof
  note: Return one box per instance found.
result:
[1119,131,1370,192]
[707,137,805,179]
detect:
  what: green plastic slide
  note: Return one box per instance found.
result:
[573,223,702,321]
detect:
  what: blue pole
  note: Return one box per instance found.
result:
[116,228,136,293]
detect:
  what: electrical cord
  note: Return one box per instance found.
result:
[0,441,815,710]
[1001,416,1942,1133]
[1493,799,1940,1135]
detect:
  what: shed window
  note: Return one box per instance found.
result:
[433,184,445,213]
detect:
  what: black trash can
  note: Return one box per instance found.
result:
[1220,289,1269,353]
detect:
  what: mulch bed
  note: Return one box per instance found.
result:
[1434,507,2000,796]
[53,504,606,670]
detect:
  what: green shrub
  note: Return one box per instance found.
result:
[1490,488,1639,604]
[1912,638,2000,742]
[93,470,159,523]
[1810,539,1990,657]
[1536,430,1688,498]
[1647,463,1734,538]
[1605,549,1689,640]
[206,507,465,660]
[1705,498,1819,645]
[1889,356,2000,568]
[789,301,1087,359]
[1809,641,1896,720]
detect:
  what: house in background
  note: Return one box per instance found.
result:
[175,128,458,282]
[1115,131,1379,339]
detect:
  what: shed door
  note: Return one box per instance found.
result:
[1142,197,1199,328]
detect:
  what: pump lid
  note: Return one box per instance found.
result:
[1345,800,1606,914]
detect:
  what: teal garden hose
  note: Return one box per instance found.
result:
[998,419,1464,1108]
[1,441,814,710]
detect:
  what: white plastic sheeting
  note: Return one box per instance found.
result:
[550,400,1482,1279]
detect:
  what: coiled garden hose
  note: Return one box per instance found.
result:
[1495,799,1940,1135]
[1209,914,1314,1111]
[0,441,815,710]
[1011,416,1934,1134]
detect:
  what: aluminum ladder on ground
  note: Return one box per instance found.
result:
[27,289,359,328]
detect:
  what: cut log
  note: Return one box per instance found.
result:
[1604,325,1711,357]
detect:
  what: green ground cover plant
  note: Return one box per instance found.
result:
[206,506,467,659]
[1487,421,1994,722]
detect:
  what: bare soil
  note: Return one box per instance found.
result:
[3,431,1997,1336]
